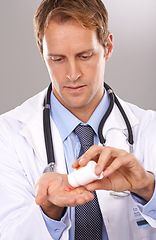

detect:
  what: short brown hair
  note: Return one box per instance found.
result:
[34,0,108,56]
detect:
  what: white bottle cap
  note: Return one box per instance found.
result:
[68,161,102,188]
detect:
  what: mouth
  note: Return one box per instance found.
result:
[65,85,87,92]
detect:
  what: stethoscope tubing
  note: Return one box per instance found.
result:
[43,83,55,165]
[43,82,134,167]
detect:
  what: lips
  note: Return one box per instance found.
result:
[64,85,87,95]
[65,85,86,90]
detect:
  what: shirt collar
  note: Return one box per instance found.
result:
[50,89,110,141]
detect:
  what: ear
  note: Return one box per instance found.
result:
[105,33,113,61]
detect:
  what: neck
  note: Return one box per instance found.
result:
[53,89,104,123]
[66,95,104,123]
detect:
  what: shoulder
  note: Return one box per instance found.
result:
[116,97,156,136]
[0,88,47,137]
[0,88,47,124]
[126,101,156,126]
[123,101,156,144]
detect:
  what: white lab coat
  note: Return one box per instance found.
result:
[0,88,156,240]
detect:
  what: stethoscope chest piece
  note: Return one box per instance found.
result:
[110,190,130,197]
[43,162,55,173]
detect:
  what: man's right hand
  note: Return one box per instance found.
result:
[35,172,94,220]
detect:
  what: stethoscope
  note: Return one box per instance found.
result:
[43,82,133,180]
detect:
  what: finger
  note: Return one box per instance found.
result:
[52,188,94,207]
[35,181,48,205]
[95,147,127,175]
[72,190,94,206]
[35,173,55,205]
[72,145,103,169]
[77,145,104,167]
[86,178,112,191]
[76,193,94,205]
[54,194,77,207]
[72,157,81,168]
[102,153,132,177]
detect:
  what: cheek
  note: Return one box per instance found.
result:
[83,55,105,79]
[44,60,53,78]
[96,59,106,79]
[81,61,97,79]
[84,62,105,85]
[45,61,63,84]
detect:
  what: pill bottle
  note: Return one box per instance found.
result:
[68,161,103,188]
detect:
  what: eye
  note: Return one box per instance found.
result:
[80,52,93,60]
[51,56,65,62]
[55,58,62,62]
[82,55,90,59]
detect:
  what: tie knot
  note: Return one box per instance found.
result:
[74,124,94,154]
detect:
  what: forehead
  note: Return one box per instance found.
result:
[42,20,101,55]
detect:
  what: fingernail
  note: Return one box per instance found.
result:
[79,157,85,164]
[103,169,109,177]
[95,165,102,175]
[65,186,71,192]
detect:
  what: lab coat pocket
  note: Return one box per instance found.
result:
[129,198,156,240]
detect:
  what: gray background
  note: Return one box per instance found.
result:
[0,0,156,114]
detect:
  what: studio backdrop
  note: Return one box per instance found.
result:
[0,0,156,114]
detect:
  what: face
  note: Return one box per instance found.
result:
[43,19,112,121]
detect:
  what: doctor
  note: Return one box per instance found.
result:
[0,0,156,239]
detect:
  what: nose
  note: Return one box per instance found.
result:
[66,60,81,81]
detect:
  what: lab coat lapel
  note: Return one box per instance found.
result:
[20,110,67,174]
[20,109,48,166]
[7,90,48,167]
[8,89,67,174]
[49,117,67,174]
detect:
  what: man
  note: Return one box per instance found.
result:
[0,0,156,239]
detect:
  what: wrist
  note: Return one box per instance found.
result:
[132,172,155,202]
[41,200,65,220]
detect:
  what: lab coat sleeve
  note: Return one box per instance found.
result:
[0,118,70,240]
[132,173,156,226]
[0,121,51,239]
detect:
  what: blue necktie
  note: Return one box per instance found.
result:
[74,124,103,240]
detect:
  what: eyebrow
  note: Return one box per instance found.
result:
[47,49,95,57]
